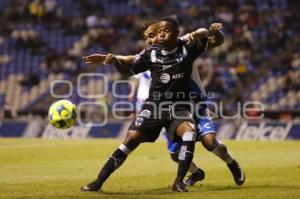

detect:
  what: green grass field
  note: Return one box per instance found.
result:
[0,139,299,199]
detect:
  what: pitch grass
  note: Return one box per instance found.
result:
[0,139,299,199]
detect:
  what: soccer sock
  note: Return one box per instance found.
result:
[212,141,233,164]
[188,161,199,174]
[119,143,132,155]
[176,141,195,183]
[171,151,198,174]
[96,147,128,186]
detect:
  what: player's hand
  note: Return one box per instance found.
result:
[82,54,106,64]
[209,23,223,33]
[104,53,119,65]
[185,32,196,45]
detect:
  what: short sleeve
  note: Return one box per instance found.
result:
[130,49,150,74]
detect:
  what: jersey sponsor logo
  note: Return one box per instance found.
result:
[160,73,171,83]
[172,73,184,79]
[138,109,151,118]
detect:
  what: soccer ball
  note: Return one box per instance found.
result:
[48,100,77,129]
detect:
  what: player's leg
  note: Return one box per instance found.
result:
[170,152,205,186]
[165,132,205,185]
[200,133,245,185]
[81,130,143,191]
[196,108,245,185]
[201,133,232,162]
[172,121,197,192]
[81,103,163,192]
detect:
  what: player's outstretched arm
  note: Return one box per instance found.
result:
[82,54,135,65]
[115,55,135,64]
[105,50,149,77]
[82,53,139,77]
[82,54,106,64]
[207,23,224,50]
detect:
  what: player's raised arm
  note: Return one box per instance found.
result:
[183,23,224,52]
[182,28,209,45]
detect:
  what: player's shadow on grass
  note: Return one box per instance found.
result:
[100,187,180,195]
[95,185,206,198]
[76,185,300,199]
[203,184,300,192]
[98,184,300,196]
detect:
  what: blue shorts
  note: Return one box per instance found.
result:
[164,108,216,153]
[195,108,215,138]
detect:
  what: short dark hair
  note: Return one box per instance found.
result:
[141,20,159,32]
[160,16,179,30]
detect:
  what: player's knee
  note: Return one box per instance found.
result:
[170,152,179,162]
[176,121,196,137]
[201,134,218,151]
[123,130,143,151]
[128,130,144,140]
[182,131,196,142]
[214,141,228,155]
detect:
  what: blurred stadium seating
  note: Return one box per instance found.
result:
[0,0,299,124]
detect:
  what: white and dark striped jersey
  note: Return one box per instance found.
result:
[129,37,208,103]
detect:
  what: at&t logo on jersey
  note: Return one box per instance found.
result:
[172,73,184,79]
[160,73,184,83]
[160,73,171,83]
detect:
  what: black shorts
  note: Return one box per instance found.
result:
[129,103,195,142]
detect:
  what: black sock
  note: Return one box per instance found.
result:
[96,149,128,187]
[175,141,195,183]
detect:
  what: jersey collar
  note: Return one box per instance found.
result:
[161,47,178,55]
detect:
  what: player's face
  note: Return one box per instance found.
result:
[157,21,179,46]
[144,23,160,45]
